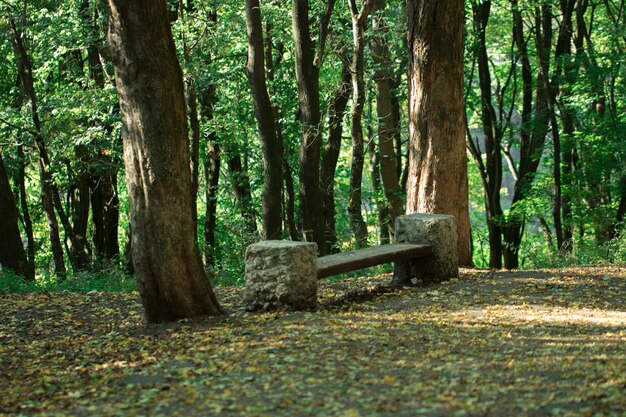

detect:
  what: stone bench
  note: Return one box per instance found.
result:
[243,214,458,311]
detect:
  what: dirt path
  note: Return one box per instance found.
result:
[2,266,625,416]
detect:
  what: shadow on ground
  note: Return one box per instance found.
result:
[1,266,625,416]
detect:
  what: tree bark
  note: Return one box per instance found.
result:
[245,0,283,240]
[405,0,471,265]
[106,0,223,322]
[91,170,120,260]
[0,153,34,280]
[292,0,328,253]
[188,82,201,240]
[264,25,299,242]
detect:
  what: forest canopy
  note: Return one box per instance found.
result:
[0,0,625,285]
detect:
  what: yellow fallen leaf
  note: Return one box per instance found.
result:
[383,375,397,384]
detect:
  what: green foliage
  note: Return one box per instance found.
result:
[1,0,625,291]
[60,263,137,292]
[0,269,38,293]
[0,262,136,294]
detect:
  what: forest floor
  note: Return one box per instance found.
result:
[1,266,625,417]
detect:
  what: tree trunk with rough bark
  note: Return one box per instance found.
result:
[0,153,34,280]
[264,25,299,242]
[292,0,327,253]
[91,171,119,260]
[245,0,283,240]
[405,0,471,265]
[106,0,223,322]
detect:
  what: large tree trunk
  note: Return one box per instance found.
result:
[405,0,471,266]
[245,0,283,240]
[106,0,223,322]
[371,0,404,236]
[320,57,352,252]
[292,0,327,253]
[0,153,34,280]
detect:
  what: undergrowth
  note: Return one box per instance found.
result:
[0,262,137,294]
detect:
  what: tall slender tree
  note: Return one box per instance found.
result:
[10,18,67,279]
[466,0,505,269]
[245,0,283,240]
[320,56,352,252]
[501,2,552,269]
[347,0,375,247]
[371,0,403,236]
[291,0,337,254]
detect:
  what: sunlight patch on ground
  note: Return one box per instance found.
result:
[451,305,626,327]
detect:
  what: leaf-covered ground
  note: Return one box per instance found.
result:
[2,266,625,417]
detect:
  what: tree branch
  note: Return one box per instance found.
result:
[0,116,37,137]
[314,0,337,69]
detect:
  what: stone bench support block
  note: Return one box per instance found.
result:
[243,240,318,311]
[394,214,458,284]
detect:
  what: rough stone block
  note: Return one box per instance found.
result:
[394,214,458,284]
[243,240,318,311]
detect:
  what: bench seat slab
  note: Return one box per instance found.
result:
[317,243,432,279]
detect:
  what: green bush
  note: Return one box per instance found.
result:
[0,262,137,294]
[0,269,39,293]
